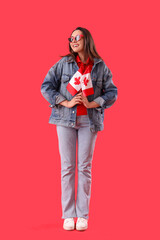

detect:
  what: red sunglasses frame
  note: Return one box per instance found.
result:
[68,34,84,42]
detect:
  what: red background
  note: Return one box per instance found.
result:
[0,0,160,239]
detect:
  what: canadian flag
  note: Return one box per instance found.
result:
[66,64,94,97]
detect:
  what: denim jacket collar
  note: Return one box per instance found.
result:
[66,56,103,66]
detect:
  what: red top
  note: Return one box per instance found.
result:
[75,55,94,116]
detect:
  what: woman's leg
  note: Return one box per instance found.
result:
[75,116,98,219]
[56,125,77,219]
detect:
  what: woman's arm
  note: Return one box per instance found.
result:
[59,99,69,107]
[59,99,100,108]
[81,98,101,108]
[93,64,118,110]
[59,92,85,108]
[88,101,100,108]
[41,60,67,108]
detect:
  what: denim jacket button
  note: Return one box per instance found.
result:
[72,111,74,113]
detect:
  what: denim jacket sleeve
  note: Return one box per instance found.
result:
[40,60,67,108]
[93,63,118,110]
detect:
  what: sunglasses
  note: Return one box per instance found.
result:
[68,34,84,43]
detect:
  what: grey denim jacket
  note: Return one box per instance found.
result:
[40,56,118,132]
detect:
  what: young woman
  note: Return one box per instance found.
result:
[41,27,118,231]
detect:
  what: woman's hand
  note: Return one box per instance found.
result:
[81,93,91,108]
[80,91,100,108]
[62,91,100,109]
[67,92,83,108]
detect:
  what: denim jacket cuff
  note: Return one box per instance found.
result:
[49,93,66,108]
[55,94,66,105]
[93,96,106,109]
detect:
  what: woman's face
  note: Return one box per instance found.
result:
[69,30,85,53]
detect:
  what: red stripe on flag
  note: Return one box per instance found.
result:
[66,83,78,96]
[82,87,94,97]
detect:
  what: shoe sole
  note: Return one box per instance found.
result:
[63,225,75,231]
[76,226,88,231]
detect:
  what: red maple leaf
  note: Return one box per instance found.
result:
[74,77,81,85]
[83,77,89,86]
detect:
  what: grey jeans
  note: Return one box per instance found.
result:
[56,114,98,219]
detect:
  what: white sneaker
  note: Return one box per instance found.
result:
[76,217,88,231]
[63,217,75,230]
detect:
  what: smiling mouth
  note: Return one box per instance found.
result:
[73,45,79,48]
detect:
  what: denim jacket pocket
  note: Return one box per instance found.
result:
[52,104,64,118]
